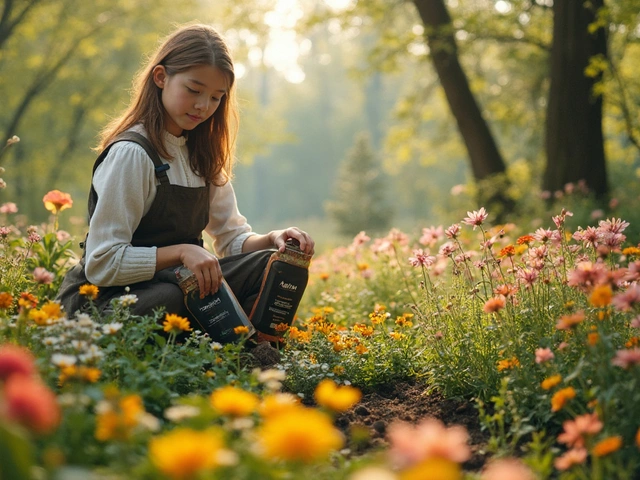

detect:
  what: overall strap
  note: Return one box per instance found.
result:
[93,131,171,185]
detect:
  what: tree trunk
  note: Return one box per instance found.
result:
[412,0,508,181]
[543,0,608,197]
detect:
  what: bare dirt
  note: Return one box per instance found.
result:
[334,381,489,471]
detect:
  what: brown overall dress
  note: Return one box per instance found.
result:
[56,132,272,323]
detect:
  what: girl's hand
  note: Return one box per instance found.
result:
[179,244,222,297]
[270,227,315,255]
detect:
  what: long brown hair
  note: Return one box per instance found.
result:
[98,23,238,184]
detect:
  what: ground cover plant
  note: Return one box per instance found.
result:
[1,151,640,478]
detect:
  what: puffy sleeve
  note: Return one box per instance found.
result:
[84,142,158,286]
[205,180,256,257]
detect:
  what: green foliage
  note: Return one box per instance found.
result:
[325,131,393,237]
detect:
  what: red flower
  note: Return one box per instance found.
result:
[3,374,60,434]
[0,344,36,381]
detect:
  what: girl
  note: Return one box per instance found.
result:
[57,23,314,335]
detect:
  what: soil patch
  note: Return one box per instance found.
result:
[334,381,489,471]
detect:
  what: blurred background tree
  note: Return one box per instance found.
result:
[325,131,392,237]
[1,0,639,248]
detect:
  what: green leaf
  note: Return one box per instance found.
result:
[0,423,34,480]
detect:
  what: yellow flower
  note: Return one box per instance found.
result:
[41,301,63,320]
[233,325,250,335]
[399,457,462,480]
[589,284,612,307]
[149,427,225,480]
[622,246,640,256]
[592,436,623,457]
[257,406,343,463]
[551,387,576,412]
[259,393,300,418]
[59,365,102,385]
[355,344,369,355]
[95,394,144,441]
[42,190,73,215]
[28,309,50,326]
[390,332,406,341]
[314,379,361,412]
[395,316,413,328]
[497,356,520,372]
[210,386,259,417]
[163,313,192,333]
[332,365,345,375]
[352,323,374,337]
[287,326,311,343]
[79,284,99,300]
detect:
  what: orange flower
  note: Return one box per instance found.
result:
[551,387,576,412]
[589,284,612,307]
[498,245,516,257]
[483,296,506,314]
[557,413,603,448]
[556,311,585,330]
[0,344,37,381]
[4,374,60,433]
[42,190,73,215]
[0,292,13,309]
[79,284,99,300]
[314,379,361,412]
[481,458,536,480]
[516,235,534,245]
[18,292,38,309]
[554,448,587,471]
[541,375,562,390]
[592,436,623,457]
[635,427,640,449]
[233,325,250,335]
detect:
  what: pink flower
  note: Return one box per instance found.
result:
[554,448,587,471]
[611,347,640,369]
[33,267,55,285]
[439,242,457,256]
[516,268,539,287]
[630,316,640,328]
[483,296,506,314]
[533,228,559,243]
[445,224,461,239]
[408,249,436,268]
[557,413,603,448]
[598,217,629,234]
[419,226,443,247]
[573,226,599,248]
[567,261,608,292]
[387,417,471,467]
[535,348,554,364]
[462,207,488,229]
[612,285,640,312]
[3,374,60,434]
[0,202,18,214]
[351,231,370,249]
[481,458,536,480]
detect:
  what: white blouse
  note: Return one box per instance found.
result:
[84,126,255,287]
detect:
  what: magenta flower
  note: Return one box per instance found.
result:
[462,207,488,229]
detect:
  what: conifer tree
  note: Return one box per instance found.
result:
[325,132,393,237]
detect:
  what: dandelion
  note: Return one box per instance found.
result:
[149,427,226,480]
[554,448,587,470]
[79,284,99,300]
[557,412,603,448]
[592,436,623,457]
[257,406,343,463]
[163,313,192,334]
[611,347,640,369]
[314,379,361,412]
[210,386,259,417]
[42,190,73,215]
[551,387,576,412]
[462,207,488,229]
